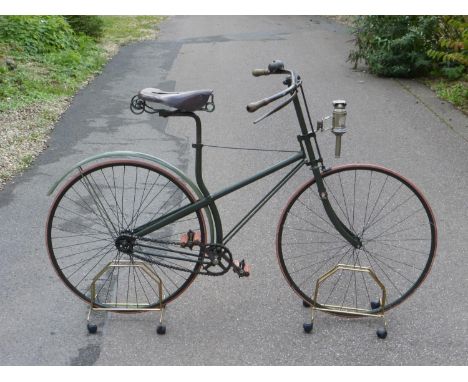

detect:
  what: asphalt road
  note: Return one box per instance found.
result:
[0,16,467,366]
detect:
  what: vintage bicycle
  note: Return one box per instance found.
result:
[45,61,437,337]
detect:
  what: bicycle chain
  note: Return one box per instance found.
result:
[132,237,232,277]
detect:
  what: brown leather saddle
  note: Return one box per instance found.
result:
[138,88,213,112]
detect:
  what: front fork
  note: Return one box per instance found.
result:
[293,93,361,249]
[311,165,362,249]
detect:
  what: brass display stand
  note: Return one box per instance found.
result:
[86,259,166,335]
[303,264,388,339]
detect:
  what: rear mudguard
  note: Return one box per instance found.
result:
[47,150,216,241]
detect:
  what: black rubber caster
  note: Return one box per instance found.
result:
[376,327,387,339]
[303,322,313,333]
[302,300,311,308]
[370,300,381,310]
[87,323,98,334]
[156,325,166,335]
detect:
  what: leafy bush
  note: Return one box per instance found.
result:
[439,65,465,80]
[348,16,439,78]
[0,16,77,54]
[64,16,104,39]
[427,16,467,80]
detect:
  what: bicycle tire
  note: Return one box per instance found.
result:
[276,164,437,314]
[46,159,207,309]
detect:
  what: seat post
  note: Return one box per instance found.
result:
[190,112,207,196]
[157,110,207,192]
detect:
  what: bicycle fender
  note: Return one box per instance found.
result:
[47,150,216,241]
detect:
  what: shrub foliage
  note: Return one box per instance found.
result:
[0,16,77,54]
[0,16,105,111]
[428,17,467,65]
[64,16,104,39]
[348,16,439,78]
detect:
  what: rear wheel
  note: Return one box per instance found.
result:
[276,164,437,314]
[46,159,207,309]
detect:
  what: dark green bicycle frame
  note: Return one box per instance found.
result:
[132,92,361,248]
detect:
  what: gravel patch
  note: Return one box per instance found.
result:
[0,98,69,189]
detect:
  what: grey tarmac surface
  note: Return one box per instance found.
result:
[0,16,467,365]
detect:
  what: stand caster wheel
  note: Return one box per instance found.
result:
[370,300,381,310]
[87,323,98,334]
[376,327,387,339]
[302,300,311,308]
[303,322,313,333]
[157,325,166,335]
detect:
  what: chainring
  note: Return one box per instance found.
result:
[202,244,233,276]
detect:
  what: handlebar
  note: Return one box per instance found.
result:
[246,60,299,114]
[252,68,271,77]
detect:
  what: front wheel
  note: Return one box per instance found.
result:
[276,164,437,314]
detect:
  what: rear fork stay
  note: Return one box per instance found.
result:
[133,230,250,278]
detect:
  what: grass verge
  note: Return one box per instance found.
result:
[0,16,165,189]
[423,78,468,114]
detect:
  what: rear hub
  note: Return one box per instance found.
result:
[115,233,135,254]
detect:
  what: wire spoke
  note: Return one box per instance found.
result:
[296,246,352,289]
[285,244,348,261]
[364,193,416,234]
[364,207,424,242]
[364,182,403,231]
[364,175,388,231]
[128,173,162,228]
[88,172,122,233]
[363,248,424,271]
[367,240,429,256]
[289,205,346,242]
[361,248,404,297]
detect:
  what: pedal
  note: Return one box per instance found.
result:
[180,230,201,249]
[233,259,251,278]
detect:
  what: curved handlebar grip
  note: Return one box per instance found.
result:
[246,98,269,113]
[252,68,271,77]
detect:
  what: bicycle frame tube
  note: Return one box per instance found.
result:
[223,158,305,244]
[132,151,305,238]
[154,111,224,242]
